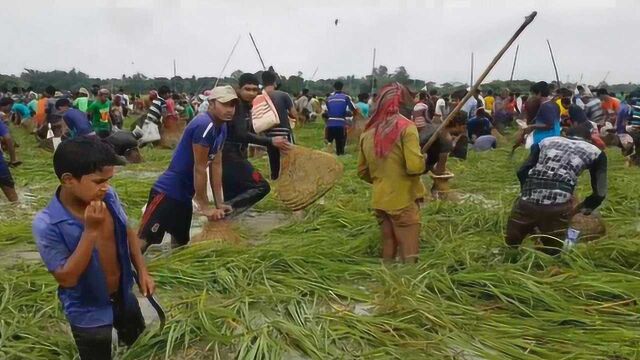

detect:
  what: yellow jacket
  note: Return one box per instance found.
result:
[357,124,426,213]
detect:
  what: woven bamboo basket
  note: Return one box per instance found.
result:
[274,146,344,211]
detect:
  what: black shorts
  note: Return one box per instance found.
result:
[138,189,193,246]
[325,126,346,143]
[70,291,145,360]
[0,158,14,188]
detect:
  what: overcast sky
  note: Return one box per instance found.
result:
[2,0,639,85]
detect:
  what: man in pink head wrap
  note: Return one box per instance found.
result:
[358,82,426,263]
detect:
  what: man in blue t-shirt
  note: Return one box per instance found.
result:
[55,98,95,138]
[138,86,237,252]
[517,81,561,147]
[325,81,356,155]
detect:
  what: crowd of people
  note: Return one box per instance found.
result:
[0,73,638,359]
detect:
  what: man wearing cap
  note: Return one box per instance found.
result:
[73,88,90,112]
[27,91,38,116]
[55,98,95,138]
[87,89,112,138]
[222,73,291,215]
[138,86,237,252]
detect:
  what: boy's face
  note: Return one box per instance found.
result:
[62,166,115,203]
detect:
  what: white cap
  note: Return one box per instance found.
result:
[208,85,237,103]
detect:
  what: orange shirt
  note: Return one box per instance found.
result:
[601,97,620,113]
[34,98,48,126]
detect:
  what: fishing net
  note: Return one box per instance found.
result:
[274,146,344,211]
[570,211,606,242]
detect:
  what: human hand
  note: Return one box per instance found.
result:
[199,207,226,221]
[272,136,292,153]
[84,200,106,231]
[217,204,233,214]
[137,271,156,297]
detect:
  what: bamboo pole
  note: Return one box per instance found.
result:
[422,11,537,153]
[509,44,519,82]
[214,35,241,87]
[546,39,561,88]
[249,32,267,71]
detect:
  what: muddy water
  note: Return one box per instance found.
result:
[0,250,42,266]
[144,210,292,256]
[190,210,291,245]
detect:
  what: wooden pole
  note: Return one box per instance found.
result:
[422,11,538,153]
[249,32,267,71]
[546,39,561,88]
[509,44,519,82]
[370,48,376,94]
[172,59,176,91]
[214,35,241,87]
[470,52,474,87]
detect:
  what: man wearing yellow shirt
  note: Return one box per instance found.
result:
[484,89,495,114]
[555,88,572,126]
[358,83,426,264]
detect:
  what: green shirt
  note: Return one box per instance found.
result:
[28,99,38,113]
[73,97,89,112]
[87,100,112,132]
[185,104,194,120]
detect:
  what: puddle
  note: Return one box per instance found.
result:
[0,191,43,221]
[0,250,42,266]
[239,211,290,235]
[189,210,290,245]
[457,193,501,209]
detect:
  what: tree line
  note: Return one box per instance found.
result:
[1,67,638,98]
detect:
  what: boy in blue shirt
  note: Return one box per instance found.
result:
[33,137,155,359]
[55,98,95,138]
[138,86,237,251]
[517,81,561,147]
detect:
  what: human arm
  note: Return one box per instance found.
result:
[209,152,226,209]
[516,144,540,188]
[2,134,18,164]
[357,137,372,183]
[127,227,155,296]
[403,125,426,175]
[192,143,212,211]
[347,97,357,114]
[286,95,298,120]
[577,152,607,214]
[231,111,272,147]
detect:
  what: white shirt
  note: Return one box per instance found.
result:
[198,100,209,114]
[435,98,446,116]
[461,97,478,115]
